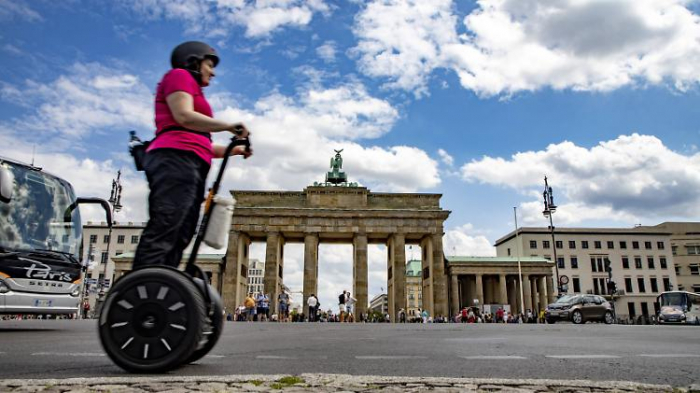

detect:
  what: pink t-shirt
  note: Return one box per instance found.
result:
[148,68,214,165]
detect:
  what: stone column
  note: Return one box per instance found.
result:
[507,277,517,313]
[530,276,538,314]
[303,233,319,318]
[390,234,406,322]
[475,274,484,309]
[451,273,460,316]
[538,276,548,315]
[522,274,532,312]
[353,233,368,320]
[499,274,508,305]
[264,232,284,315]
[387,237,394,322]
[546,275,555,303]
[222,231,249,314]
[420,236,433,317]
[431,234,448,318]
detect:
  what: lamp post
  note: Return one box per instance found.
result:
[513,207,525,314]
[97,170,122,308]
[542,176,560,297]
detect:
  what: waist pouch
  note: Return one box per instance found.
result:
[129,127,211,172]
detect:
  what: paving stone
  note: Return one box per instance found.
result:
[186,382,229,391]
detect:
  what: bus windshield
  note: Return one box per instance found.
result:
[0,161,82,260]
[658,292,686,308]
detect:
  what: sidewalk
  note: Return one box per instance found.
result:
[1,374,696,393]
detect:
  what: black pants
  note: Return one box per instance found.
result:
[133,148,209,269]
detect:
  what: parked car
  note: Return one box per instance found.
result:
[545,294,614,324]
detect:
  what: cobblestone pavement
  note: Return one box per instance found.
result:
[1,374,698,393]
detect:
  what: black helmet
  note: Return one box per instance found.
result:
[170,41,219,70]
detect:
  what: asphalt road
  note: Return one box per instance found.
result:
[0,320,698,387]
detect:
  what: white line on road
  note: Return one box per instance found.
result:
[205,355,226,358]
[638,354,700,358]
[256,355,295,359]
[31,352,106,357]
[460,356,528,360]
[546,355,620,359]
[356,356,427,360]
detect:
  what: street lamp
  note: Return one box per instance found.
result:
[542,176,561,296]
[99,170,123,301]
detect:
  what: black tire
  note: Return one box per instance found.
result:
[572,310,584,324]
[603,311,614,325]
[98,267,207,373]
[185,280,224,364]
[546,318,556,324]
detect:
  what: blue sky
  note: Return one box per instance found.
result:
[2,0,700,310]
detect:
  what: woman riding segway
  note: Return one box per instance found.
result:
[99,41,252,372]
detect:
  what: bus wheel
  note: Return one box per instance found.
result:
[98,267,206,373]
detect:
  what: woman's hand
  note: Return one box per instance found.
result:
[229,123,249,138]
[231,144,253,159]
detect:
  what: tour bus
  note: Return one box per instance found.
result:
[0,157,110,316]
[655,291,700,325]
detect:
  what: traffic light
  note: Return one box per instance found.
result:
[607,280,617,294]
[604,258,612,279]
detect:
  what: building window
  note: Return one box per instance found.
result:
[637,277,646,293]
[543,240,550,249]
[663,277,671,292]
[597,257,603,273]
[569,241,576,249]
[62,234,69,243]
[555,241,563,249]
[657,242,665,250]
[641,302,649,317]
[646,257,654,269]
[625,278,633,293]
[628,302,636,318]
[622,257,630,269]
[582,241,589,249]
[675,265,681,275]
[131,235,139,244]
[594,241,602,249]
[591,257,597,272]
[632,241,640,250]
[89,235,97,244]
[115,250,123,256]
[620,241,627,249]
[672,245,677,255]
[117,235,125,244]
[660,257,667,269]
[507,248,511,256]
[529,240,537,249]
[690,264,700,276]
[104,235,110,243]
[101,252,108,264]
[557,257,565,269]
[593,279,599,295]
[687,246,700,255]
[571,257,578,269]
[573,277,581,293]
[634,257,642,269]
[644,241,652,250]
[650,277,658,293]
[607,241,614,249]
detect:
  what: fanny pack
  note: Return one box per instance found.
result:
[129,127,211,171]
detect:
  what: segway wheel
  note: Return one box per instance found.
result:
[98,267,207,373]
[185,280,224,364]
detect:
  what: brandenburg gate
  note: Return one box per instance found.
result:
[221,150,451,320]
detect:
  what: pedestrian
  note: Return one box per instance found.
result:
[460,307,468,323]
[307,293,319,322]
[346,292,356,322]
[278,291,290,322]
[422,309,428,323]
[256,292,265,321]
[338,290,347,322]
[132,41,251,271]
[82,300,90,319]
[262,293,270,321]
[244,293,256,322]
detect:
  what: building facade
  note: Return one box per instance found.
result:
[369,293,388,315]
[651,222,700,294]
[495,227,679,320]
[405,259,422,318]
[247,259,265,295]
[81,221,145,307]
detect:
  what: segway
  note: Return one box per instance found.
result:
[98,133,251,373]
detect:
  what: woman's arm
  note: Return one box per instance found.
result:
[212,144,252,159]
[166,91,247,135]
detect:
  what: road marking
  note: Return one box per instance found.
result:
[546,355,620,359]
[31,352,105,357]
[356,356,427,360]
[205,354,225,358]
[256,355,294,359]
[639,354,700,358]
[460,356,527,360]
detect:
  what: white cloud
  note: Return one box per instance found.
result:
[316,41,337,62]
[352,0,700,97]
[0,63,152,142]
[437,148,453,166]
[120,0,330,38]
[0,0,42,22]
[443,224,496,257]
[461,133,700,222]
